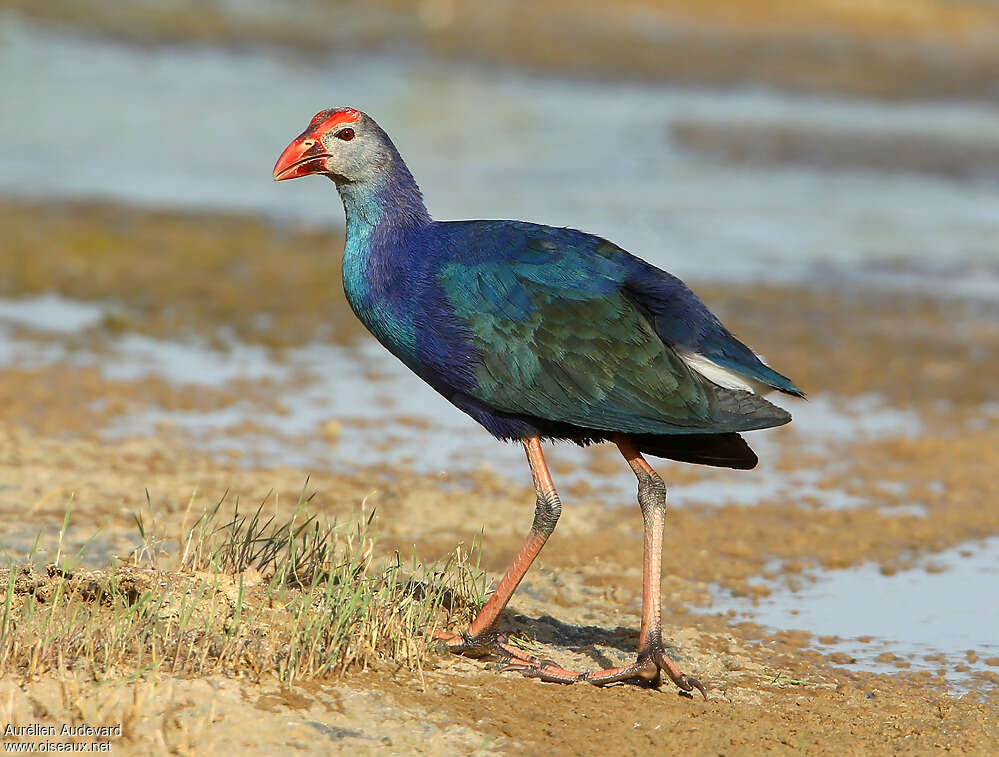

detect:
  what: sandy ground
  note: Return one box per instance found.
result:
[1,201,998,753]
[1,422,997,755]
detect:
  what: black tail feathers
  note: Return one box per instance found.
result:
[633,431,758,470]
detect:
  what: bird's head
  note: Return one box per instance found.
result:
[272,107,389,185]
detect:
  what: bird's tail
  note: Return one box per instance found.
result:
[631,431,758,470]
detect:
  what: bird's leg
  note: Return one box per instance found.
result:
[505,438,706,697]
[433,436,561,666]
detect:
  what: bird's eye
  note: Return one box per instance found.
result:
[337,128,355,141]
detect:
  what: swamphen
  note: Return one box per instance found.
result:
[273,107,803,696]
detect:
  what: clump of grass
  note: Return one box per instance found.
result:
[0,485,486,684]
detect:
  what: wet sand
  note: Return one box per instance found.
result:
[1,200,997,753]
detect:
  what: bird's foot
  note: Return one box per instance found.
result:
[431,629,556,668]
[504,639,707,698]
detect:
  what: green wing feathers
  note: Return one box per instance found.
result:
[438,246,790,436]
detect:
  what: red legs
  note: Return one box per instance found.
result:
[433,436,562,666]
[435,435,705,697]
[505,437,706,697]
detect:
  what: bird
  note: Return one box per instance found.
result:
[273,107,803,697]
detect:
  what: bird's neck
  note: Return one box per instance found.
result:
[337,157,430,252]
[337,162,429,316]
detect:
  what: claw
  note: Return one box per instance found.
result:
[652,648,707,699]
[674,674,706,698]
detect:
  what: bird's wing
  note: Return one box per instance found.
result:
[435,224,789,435]
[621,260,804,398]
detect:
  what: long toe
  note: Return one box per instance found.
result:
[653,648,707,698]
[432,629,556,667]
[503,660,587,684]
[504,644,706,697]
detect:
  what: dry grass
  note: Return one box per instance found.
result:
[0,486,486,686]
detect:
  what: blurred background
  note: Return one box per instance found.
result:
[1,0,998,684]
[5,0,999,282]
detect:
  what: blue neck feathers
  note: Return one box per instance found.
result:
[337,140,430,247]
[336,145,430,360]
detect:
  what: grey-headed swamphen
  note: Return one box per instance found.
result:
[273,107,803,696]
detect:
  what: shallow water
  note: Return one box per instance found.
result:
[0,295,926,504]
[0,294,106,333]
[3,18,999,287]
[706,539,999,688]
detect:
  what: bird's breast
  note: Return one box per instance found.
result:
[341,248,421,369]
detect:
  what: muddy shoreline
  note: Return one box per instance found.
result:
[0,427,996,754]
[1,199,997,752]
